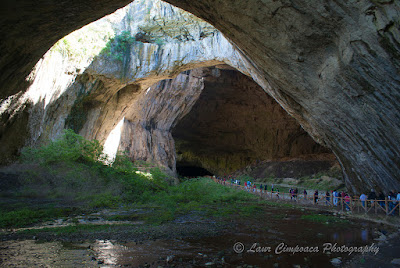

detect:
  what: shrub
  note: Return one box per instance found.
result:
[18,130,171,206]
[101,31,136,62]
[21,129,104,165]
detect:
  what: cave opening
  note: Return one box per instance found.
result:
[171,65,338,179]
[3,0,342,184]
[176,164,213,178]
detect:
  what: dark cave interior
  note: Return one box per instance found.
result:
[176,164,214,178]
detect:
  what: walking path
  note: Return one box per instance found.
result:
[213,178,400,217]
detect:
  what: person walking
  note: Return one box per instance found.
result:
[360,193,367,209]
[333,190,338,206]
[314,190,318,204]
[325,191,330,205]
[341,191,346,207]
[368,189,376,207]
[344,193,351,211]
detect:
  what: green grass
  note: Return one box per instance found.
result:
[2,130,278,228]
[0,130,174,228]
[248,175,345,193]
[135,177,261,224]
[0,207,77,228]
[301,214,349,224]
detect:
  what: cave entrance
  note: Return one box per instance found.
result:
[171,65,337,179]
[176,163,213,178]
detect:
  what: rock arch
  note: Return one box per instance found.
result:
[0,0,399,193]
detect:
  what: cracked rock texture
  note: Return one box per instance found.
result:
[0,0,399,193]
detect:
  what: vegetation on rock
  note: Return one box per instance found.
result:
[101,30,136,62]
[0,130,261,228]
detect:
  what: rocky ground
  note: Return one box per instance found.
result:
[1,200,399,267]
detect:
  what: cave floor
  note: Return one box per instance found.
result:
[0,199,397,267]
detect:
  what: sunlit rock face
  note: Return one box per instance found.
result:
[115,68,206,176]
[172,67,333,175]
[164,0,400,193]
[0,6,127,164]
[0,0,399,192]
[0,0,263,175]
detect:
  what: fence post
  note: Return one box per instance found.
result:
[385,198,388,215]
[352,197,355,212]
[364,199,367,213]
[341,197,343,212]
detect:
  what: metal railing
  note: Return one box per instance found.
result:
[213,178,400,217]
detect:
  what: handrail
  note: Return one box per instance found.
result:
[212,178,400,217]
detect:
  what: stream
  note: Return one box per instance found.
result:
[0,207,387,267]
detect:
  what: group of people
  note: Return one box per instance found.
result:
[360,189,400,215]
[330,190,353,210]
[215,176,400,215]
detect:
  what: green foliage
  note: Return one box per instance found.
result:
[88,193,123,209]
[112,153,138,174]
[21,129,104,165]
[0,207,75,228]
[101,31,136,62]
[11,131,268,228]
[16,130,171,211]
[139,177,258,224]
[149,167,169,188]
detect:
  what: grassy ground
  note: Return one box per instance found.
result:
[0,130,355,235]
[0,130,269,229]
[0,176,265,229]
[236,175,346,193]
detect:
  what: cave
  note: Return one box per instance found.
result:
[176,163,213,178]
[171,66,336,177]
[0,0,399,193]
[0,0,399,266]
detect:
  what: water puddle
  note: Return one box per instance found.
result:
[0,208,384,267]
